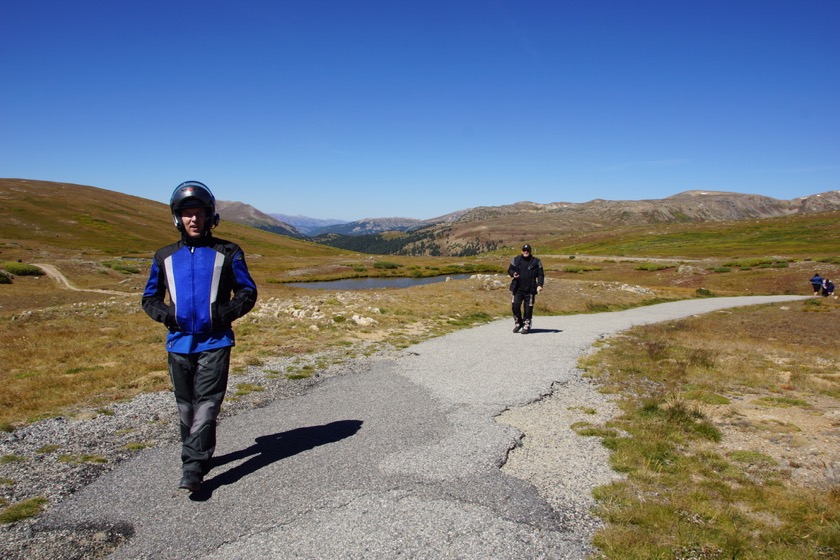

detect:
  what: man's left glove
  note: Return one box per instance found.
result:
[164,311,180,332]
[211,304,232,331]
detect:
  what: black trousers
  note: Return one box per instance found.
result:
[167,346,231,474]
[511,292,536,327]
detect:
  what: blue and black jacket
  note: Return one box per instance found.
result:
[142,236,257,354]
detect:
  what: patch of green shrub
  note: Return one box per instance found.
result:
[102,260,140,274]
[634,263,673,272]
[0,497,48,524]
[233,383,265,397]
[729,450,778,466]
[373,261,402,269]
[1,261,44,276]
[571,421,618,438]
[58,454,107,464]
[564,265,602,274]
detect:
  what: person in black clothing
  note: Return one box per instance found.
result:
[822,278,835,298]
[508,244,544,334]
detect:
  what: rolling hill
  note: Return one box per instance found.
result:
[216,200,304,239]
[0,178,342,262]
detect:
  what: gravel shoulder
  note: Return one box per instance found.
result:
[0,296,807,559]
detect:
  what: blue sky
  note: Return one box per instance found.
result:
[2,1,838,220]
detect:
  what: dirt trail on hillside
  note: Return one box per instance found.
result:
[35,264,134,296]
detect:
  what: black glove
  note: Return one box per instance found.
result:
[164,311,180,332]
[211,304,231,331]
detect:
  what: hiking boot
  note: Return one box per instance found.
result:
[178,470,202,493]
[513,323,522,333]
[520,326,530,334]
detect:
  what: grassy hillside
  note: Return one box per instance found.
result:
[533,211,840,259]
[0,178,342,260]
[321,205,840,260]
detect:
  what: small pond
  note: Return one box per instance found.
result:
[287,273,474,290]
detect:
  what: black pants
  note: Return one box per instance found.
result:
[511,292,536,327]
[167,346,231,474]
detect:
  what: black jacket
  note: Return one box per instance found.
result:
[508,255,544,295]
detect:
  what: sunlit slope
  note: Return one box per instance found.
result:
[0,178,345,259]
[531,212,840,258]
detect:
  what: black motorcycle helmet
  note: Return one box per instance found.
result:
[169,181,220,235]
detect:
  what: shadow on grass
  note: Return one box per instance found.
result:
[191,419,363,501]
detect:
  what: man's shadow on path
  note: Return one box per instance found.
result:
[523,328,562,334]
[190,419,363,501]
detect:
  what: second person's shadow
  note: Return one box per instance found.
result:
[191,419,363,501]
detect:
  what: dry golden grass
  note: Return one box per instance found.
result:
[580,299,840,558]
[3,250,835,428]
[0,251,697,427]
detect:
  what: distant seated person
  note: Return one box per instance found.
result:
[810,273,823,296]
[822,278,835,298]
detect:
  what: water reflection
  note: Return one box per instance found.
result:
[287,274,473,290]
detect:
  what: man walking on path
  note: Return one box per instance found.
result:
[508,243,544,334]
[142,181,258,493]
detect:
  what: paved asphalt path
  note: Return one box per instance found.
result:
[42,296,806,559]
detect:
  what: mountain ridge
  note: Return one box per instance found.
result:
[304,189,840,256]
[215,200,305,239]
[268,213,348,235]
[3,177,839,259]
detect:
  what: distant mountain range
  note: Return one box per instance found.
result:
[5,178,838,259]
[268,214,348,235]
[218,189,840,256]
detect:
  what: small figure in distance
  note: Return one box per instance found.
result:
[142,181,258,494]
[508,243,544,334]
[822,278,836,299]
[810,272,823,296]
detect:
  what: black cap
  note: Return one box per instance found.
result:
[522,244,532,252]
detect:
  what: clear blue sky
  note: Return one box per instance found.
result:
[2,1,838,220]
